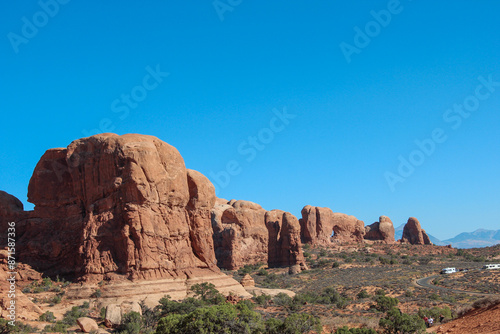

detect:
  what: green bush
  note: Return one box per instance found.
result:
[118,311,144,334]
[254,293,272,307]
[281,313,322,334]
[156,303,263,334]
[0,318,38,333]
[417,306,452,322]
[379,307,425,334]
[42,321,68,333]
[39,311,56,323]
[357,289,370,299]
[62,303,89,326]
[335,326,377,334]
[91,288,102,298]
[374,296,399,312]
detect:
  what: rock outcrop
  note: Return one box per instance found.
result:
[240,274,255,287]
[401,217,432,245]
[364,216,396,243]
[14,133,220,281]
[299,205,365,245]
[211,200,307,271]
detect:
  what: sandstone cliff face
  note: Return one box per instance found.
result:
[0,191,27,235]
[401,217,432,245]
[299,205,365,245]
[15,134,219,281]
[364,216,396,243]
[211,200,306,271]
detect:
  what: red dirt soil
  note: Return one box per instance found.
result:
[431,301,500,334]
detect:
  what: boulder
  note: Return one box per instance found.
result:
[240,274,255,287]
[13,134,220,281]
[364,216,395,243]
[211,200,306,271]
[77,317,99,333]
[401,217,432,245]
[299,205,365,245]
[105,304,122,328]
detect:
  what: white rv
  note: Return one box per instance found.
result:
[441,267,457,274]
[482,264,500,270]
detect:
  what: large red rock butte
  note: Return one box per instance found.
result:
[364,215,396,243]
[211,199,307,271]
[14,134,220,281]
[401,217,432,245]
[1,133,307,282]
[299,205,365,245]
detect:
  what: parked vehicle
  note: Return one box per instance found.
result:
[482,264,500,270]
[441,267,457,274]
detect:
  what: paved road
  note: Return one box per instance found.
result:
[415,275,498,297]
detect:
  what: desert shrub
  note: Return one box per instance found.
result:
[264,318,283,334]
[319,248,328,257]
[254,293,272,307]
[156,302,263,334]
[90,288,102,298]
[62,303,89,325]
[118,311,144,334]
[357,289,370,299]
[332,261,340,268]
[51,294,62,305]
[0,319,38,334]
[238,264,254,275]
[335,327,377,334]
[418,257,431,265]
[316,258,331,268]
[158,295,204,316]
[39,311,56,323]
[281,313,322,334]
[262,273,280,288]
[417,306,452,322]
[374,296,399,312]
[429,293,440,301]
[257,268,269,276]
[273,292,294,307]
[42,321,68,333]
[379,308,425,334]
[375,289,386,296]
[472,296,500,309]
[317,287,349,309]
[403,290,413,298]
[190,282,225,304]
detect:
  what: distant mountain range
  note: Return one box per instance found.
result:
[394,225,500,249]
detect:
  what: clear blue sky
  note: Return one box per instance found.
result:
[1,1,499,240]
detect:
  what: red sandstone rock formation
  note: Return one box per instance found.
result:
[299,205,365,245]
[364,215,396,243]
[13,134,220,281]
[401,217,432,245]
[211,200,306,271]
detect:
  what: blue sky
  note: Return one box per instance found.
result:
[1,1,499,240]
